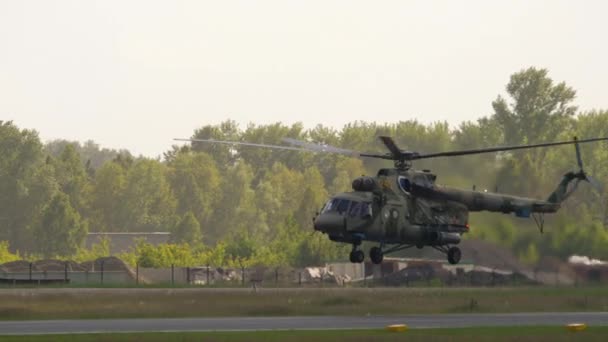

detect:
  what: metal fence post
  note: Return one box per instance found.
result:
[241,267,245,286]
[136,263,139,286]
[29,262,32,281]
[298,272,302,287]
[206,264,210,286]
[100,260,104,285]
[64,262,68,283]
[275,268,279,285]
[171,264,175,286]
[186,267,190,285]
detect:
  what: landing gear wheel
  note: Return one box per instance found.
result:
[447,246,461,265]
[369,247,384,264]
[349,250,364,263]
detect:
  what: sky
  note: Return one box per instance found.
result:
[1,0,607,157]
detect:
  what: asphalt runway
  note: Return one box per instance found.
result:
[1,312,608,335]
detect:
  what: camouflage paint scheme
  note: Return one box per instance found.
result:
[314,168,582,248]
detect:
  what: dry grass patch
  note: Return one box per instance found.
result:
[0,287,607,320]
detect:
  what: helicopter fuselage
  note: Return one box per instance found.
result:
[313,169,469,247]
[312,166,576,264]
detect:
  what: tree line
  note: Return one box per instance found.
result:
[1,67,608,266]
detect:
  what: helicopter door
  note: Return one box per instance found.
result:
[410,198,434,225]
[382,205,401,240]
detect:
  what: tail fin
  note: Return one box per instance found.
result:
[547,136,602,203]
[546,171,585,204]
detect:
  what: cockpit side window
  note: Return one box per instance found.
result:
[322,198,351,214]
[349,202,361,217]
[360,202,372,218]
[336,199,350,214]
[322,198,371,218]
[321,198,339,213]
[398,176,411,193]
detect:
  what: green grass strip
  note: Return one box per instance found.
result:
[1,326,608,342]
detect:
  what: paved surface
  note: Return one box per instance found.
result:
[1,312,607,335]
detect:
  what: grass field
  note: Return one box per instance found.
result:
[1,286,607,320]
[0,327,606,342]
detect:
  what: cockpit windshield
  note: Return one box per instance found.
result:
[321,198,372,218]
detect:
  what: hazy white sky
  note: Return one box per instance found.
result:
[1,0,607,157]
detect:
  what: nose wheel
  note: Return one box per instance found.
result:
[349,250,364,263]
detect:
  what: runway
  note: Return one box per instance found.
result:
[1,312,608,335]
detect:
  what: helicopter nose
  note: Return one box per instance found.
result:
[313,213,345,234]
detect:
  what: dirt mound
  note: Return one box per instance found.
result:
[0,260,36,273]
[1,257,138,283]
[33,259,86,272]
[80,256,130,272]
[1,257,134,274]
[79,256,137,280]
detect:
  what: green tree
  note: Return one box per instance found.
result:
[122,159,177,232]
[210,162,264,238]
[256,163,304,233]
[224,230,257,261]
[168,151,221,240]
[51,144,89,215]
[72,236,111,262]
[491,68,578,196]
[295,167,328,229]
[0,241,20,263]
[295,233,347,267]
[328,158,366,194]
[492,67,577,145]
[0,121,57,253]
[171,211,202,245]
[46,139,130,170]
[190,120,240,168]
[239,122,309,177]
[89,161,128,232]
[136,242,197,268]
[35,192,88,257]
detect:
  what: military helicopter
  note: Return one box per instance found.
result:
[175,135,607,265]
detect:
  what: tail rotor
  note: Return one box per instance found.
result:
[574,136,603,193]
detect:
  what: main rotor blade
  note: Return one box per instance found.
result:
[174,138,316,153]
[175,138,371,157]
[282,138,390,159]
[281,138,360,156]
[413,137,608,160]
[378,136,403,158]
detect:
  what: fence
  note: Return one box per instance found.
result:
[1,260,606,288]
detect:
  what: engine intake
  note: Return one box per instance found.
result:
[352,176,378,192]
